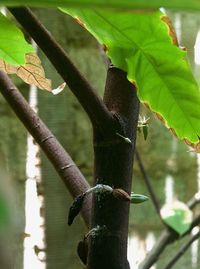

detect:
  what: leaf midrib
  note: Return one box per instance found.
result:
[87,9,198,137]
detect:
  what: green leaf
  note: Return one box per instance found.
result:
[2,0,200,11]
[0,13,34,65]
[142,125,148,140]
[130,193,149,204]
[62,9,200,147]
[160,201,193,235]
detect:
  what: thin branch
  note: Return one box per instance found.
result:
[163,229,200,269]
[8,7,117,136]
[189,213,200,231]
[187,191,200,209]
[139,230,175,269]
[139,195,200,269]
[0,71,91,227]
[135,149,161,218]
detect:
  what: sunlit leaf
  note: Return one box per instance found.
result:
[2,0,200,11]
[0,13,33,65]
[160,200,193,235]
[62,9,200,150]
[0,52,51,91]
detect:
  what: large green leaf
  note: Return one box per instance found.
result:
[62,9,200,147]
[1,0,200,11]
[0,13,33,65]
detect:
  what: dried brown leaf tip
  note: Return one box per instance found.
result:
[52,82,66,95]
[154,113,200,153]
[74,16,86,28]
[169,128,178,138]
[0,52,51,91]
[102,44,108,53]
[169,129,200,153]
[184,139,200,153]
[155,112,167,126]
[161,15,179,46]
[112,188,131,201]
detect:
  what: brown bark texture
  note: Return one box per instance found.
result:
[87,67,139,269]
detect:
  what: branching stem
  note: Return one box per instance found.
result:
[0,71,91,227]
[163,229,200,269]
[9,7,118,136]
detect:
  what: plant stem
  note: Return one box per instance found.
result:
[187,191,200,208]
[139,197,200,269]
[0,71,91,227]
[163,229,200,269]
[8,7,117,136]
[135,149,161,218]
[87,67,140,269]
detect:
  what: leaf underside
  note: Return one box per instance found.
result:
[61,8,200,150]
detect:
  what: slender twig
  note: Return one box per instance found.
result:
[138,230,175,269]
[135,149,161,217]
[0,71,91,227]
[189,213,200,231]
[8,7,117,136]
[163,229,200,269]
[187,191,200,209]
[139,197,200,269]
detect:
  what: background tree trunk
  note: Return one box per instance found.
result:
[36,9,106,269]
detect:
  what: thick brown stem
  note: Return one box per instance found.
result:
[87,67,140,269]
[0,71,91,227]
[9,7,116,136]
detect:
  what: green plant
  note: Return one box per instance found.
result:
[0,2,199,269]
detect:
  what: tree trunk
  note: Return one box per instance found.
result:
[87,67,139,269]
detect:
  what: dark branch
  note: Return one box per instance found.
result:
[139,230,174,269]
[8,7,117,136]
[189,213,200,231]
[187,191,200,209]
[0,71,91,227]
[135,149,161,218]
[163,229,200,269]
[88,67,140,269]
